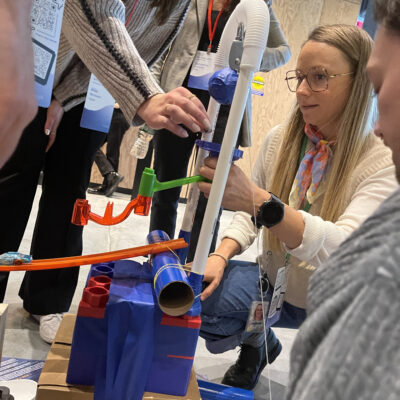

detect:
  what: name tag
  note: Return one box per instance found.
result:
[187,50,216,91]
[80,75,115,133]
[266,265,288,328]
[31,0,65,107]
[80,7,127,133]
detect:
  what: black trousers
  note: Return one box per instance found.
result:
[0,104,105,314]
[93,109,129,177]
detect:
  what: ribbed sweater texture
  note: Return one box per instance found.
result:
[287,186,400,400]
[53,0,190,124]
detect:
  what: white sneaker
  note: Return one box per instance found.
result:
[32,313,63,344]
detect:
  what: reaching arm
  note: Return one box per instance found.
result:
[59,0,209,136]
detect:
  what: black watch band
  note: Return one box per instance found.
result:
[251,192,284,229]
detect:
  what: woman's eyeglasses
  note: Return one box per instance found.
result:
[285,66,354,93]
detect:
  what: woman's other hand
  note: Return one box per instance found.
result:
[44,99,64,152]
[201,255,226,301]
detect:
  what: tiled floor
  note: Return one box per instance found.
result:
[2,187,297,399]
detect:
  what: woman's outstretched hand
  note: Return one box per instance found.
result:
[137,87,211,138]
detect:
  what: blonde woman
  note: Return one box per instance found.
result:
[198,24,398,391]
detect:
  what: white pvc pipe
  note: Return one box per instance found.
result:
[191,0,270,275]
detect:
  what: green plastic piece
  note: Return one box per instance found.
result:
[138,168,210,197]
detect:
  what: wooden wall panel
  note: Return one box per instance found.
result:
[94,0,362,189]
[320,0,361,25]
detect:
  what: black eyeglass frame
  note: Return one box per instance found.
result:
[285,67,354,93]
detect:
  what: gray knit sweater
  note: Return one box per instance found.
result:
[53,0,190,124]
[286,186,400,400]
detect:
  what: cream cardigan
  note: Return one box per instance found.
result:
[222,125,397,308]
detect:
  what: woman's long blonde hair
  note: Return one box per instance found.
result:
[268,24,376,252]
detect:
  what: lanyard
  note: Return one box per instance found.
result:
[207,0,230,54]
[125,0,139,27]
[285,135,311,263]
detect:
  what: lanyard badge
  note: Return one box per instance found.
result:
[31,0,65,108]
[266,260,289,328]
[80,2,138,133]
[245,300,269,333]
[187,0,229,91]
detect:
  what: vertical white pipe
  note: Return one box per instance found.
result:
[191,0,270,275]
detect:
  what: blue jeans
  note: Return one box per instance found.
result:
[200,260,306,353]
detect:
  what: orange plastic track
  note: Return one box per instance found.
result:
[72,195,152,226]
[0,239,187,272]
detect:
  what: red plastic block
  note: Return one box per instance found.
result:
[134,195,152,216]
[161,314,202,329]
[78,286,109,319]
[88,275,112,290]
[71,199,91,226]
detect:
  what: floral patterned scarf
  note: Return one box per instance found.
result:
[289,123,335,209]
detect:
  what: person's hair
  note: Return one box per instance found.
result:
[268,24,376,252]
[149,0,177,25]
[374,0,400,35]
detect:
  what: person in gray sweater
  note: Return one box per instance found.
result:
[286,1,400,398]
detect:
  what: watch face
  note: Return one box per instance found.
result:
[260,197,285,227]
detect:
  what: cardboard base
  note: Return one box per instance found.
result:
[36,314,200,400]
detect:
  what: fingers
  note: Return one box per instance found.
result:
[157,115,188,138]
[204,157,218,168]
[138,89,211,137]
[199,162,217,181]
[174,86,208,115]
[165,88,211,132]
[45,131,56,152]
[43,99,64,151]
[44,116,54,136]
[201,278,219,301]
[164,103,201,133]
[198,181,211,198]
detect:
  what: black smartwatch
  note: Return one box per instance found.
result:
[251,192,285,229]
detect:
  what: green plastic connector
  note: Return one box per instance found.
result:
[138,168,210,197]
[139,168,157,197]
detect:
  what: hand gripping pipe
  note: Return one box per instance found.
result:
[191,0,270,275]
[177,20,229,262]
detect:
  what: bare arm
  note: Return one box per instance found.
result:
[61,0,209,136]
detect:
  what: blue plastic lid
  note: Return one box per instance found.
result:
[208,67,238,105]
[147,230,171,244]
[196,140,243,161]
[198,379,254,399]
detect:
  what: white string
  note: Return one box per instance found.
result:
[247,145,273,400]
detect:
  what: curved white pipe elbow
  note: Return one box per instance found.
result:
[215,0,270,71]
